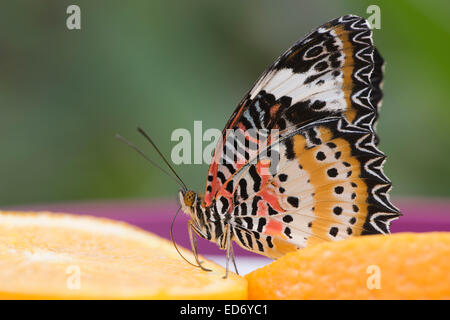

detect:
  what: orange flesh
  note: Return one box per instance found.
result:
[0,211,247,299]
[246,232,450,299]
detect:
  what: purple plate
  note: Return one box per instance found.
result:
[9,197,450,257]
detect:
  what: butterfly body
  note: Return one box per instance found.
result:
[179,190,229,250]
[178,15,400,274]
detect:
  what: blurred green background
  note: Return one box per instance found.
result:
[1,0,449,206]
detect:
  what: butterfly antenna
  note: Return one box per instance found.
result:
[137,127,187,191]
[115,134,186,190]
[171,206,202,268]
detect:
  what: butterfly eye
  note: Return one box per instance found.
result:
[184,191,196,207]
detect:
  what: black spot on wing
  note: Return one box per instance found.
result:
[245,232,253,249]
[219,197,229,214]
[257,218,267,232]
[225,180,234,194]
[251,196,262,215]
[217,171,226,184]
[284,137,296,160]
[268,204,279,215]
[304,70,330,85]
[287,197,299,208]
[249,165,261,192]
[235,229,247,248]
[266,236,274,248]
[243,217,253,230]
[256,238,264,252]
[238,179,249,200]
[329,227,338,237]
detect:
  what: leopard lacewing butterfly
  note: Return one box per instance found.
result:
[121,15,401,278]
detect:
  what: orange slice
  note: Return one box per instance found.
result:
[0,211,247,299]
[246,232,450,299]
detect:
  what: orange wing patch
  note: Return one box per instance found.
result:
[290,127,367,246]
[334,25,356,123]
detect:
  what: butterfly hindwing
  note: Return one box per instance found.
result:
[228,118,400,259]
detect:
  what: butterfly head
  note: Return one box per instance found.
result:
[178,189,198,216]
[183,190,196,207]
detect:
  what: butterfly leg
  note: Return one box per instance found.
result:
[188,221,212,272]
[230,241,239,275]
[191,228,204,264]
[223,224,232,279]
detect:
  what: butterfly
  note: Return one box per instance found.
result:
[175,15,402,277]
[119,15,401,278]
